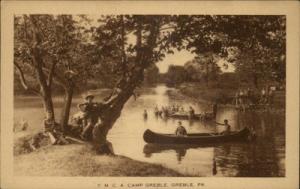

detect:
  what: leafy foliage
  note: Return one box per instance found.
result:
[165,65,187,86]
[184,53,221,84]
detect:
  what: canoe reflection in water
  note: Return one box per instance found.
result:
[143,144,227,175]
[144,144,191,161]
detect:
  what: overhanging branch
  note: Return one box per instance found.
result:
[14,61,40,96]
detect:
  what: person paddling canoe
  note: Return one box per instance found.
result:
[216,119,231,135]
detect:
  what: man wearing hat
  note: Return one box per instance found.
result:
[78,92,99,140]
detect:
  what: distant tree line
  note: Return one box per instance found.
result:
[162,52,221,87]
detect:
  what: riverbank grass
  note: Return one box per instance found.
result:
[178,83,285,108]
[14,142,184,177]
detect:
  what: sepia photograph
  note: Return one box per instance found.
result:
[1,1,299,189]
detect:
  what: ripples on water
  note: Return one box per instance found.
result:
[14,85,285,177]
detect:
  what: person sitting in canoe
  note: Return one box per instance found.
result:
[216,119,231,135]
[175,121,187,136]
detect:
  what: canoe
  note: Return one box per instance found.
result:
[143,127,250,144]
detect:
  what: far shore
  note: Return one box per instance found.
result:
[168,83,285,113]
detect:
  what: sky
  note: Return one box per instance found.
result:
[155,49,235,73]
[156,49,195,73]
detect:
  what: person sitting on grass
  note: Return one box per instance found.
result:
[216,119,231,135]
[175,121,187,136]
[71,103,88,133]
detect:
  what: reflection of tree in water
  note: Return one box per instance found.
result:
[144,144,219,175]
[188,120,195,126]
[212,157,217,175]
[214,112,284,176]
[213,144,236,176]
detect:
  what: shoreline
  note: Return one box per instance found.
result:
[14,140,186,177]
[14,131,187,177]
[168,83,285,114]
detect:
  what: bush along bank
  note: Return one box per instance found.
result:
[174,83,285,113]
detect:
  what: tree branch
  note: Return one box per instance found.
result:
[14,61,40,96]
[104,18,161,108]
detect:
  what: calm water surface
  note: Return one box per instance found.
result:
[14,85,285,177]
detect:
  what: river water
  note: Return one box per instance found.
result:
[14,85,285,177]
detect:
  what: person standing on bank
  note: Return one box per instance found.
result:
[79,93,99,140]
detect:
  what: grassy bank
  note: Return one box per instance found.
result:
[14,135,184,177]
[175,83,285,109]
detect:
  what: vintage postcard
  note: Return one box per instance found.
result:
[1,1,299,189]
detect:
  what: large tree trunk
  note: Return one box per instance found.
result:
[30,15,56,127]
[42,90,55,121]
[205,62,209,87]
[34,55,56,130]
[38,79,56,134]
[92,71,142,153]
[92,17,160,154]
[60,86,74,134]
[253,74,259,89]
